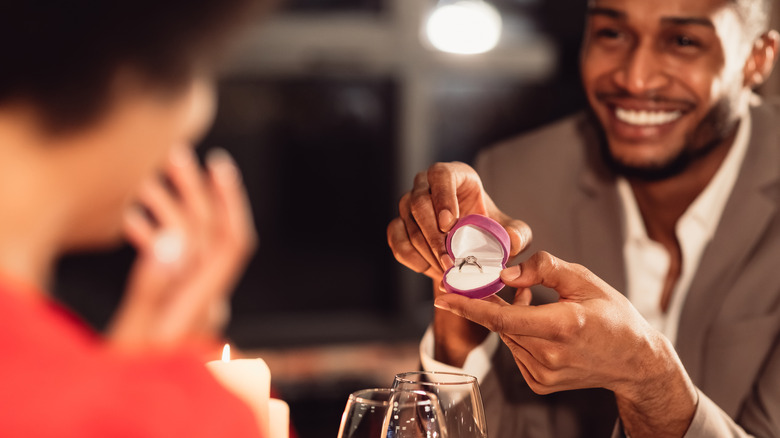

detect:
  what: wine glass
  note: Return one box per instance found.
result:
[393,371,487,438]
[337,388,447,438]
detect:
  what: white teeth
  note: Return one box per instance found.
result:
[615,107,682,126]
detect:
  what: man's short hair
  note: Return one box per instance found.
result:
[732,0,773,40]
[0,0,265,133]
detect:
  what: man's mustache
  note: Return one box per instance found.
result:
[594,91,696,110]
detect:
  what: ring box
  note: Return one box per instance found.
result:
[443,214,510,299]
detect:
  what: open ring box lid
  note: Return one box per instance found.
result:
[444,214,510,299]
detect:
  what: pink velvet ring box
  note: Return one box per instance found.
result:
[443,214,510,299]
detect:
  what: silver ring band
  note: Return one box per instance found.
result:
[458,255,483,273]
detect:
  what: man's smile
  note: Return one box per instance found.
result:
[594,95,697,142]
[614,107,683,126]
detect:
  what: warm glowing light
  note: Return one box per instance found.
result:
[425,0,502,55]
[221,344,231,362]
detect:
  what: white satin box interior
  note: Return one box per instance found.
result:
[444,214,510,299]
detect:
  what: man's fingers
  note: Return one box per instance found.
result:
[501,334,548,388]
[513,288,533,306]
[434,292,551,336]
[400,186,447,271]
[409,172,451,266]
[500,216,533,257]
[399,193,440,270]
[429,162,530,274]
[433,293,512,332]
[426,163,462,232]
[428,161,495,234]
[500,334,569,395]
[482,293,511,307]
[500,251,607,301]
[387,217,435,274]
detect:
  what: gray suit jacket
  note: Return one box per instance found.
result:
[474,98,780,437]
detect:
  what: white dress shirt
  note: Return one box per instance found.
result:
[421,113,752,379]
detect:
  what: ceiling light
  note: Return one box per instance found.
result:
[424,0,502,55]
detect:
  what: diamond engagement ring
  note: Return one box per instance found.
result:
[153,229,185,264]
[458,255,483,272]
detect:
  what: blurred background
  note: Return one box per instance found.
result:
[54,1,780,436]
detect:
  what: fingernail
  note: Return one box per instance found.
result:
[434,298,451,311]
[207,148,240,182]
[438,210,454,232]
[206,147,233,166]
[440,254,454,270]
[501,264,522,281]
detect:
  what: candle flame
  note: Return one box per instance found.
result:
[221,344,231,362]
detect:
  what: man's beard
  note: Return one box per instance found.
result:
[592,97,740,182]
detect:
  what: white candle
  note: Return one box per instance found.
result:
[268,398,290,438]
[206,345,271,437]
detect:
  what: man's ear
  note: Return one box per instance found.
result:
[744,30,780,89]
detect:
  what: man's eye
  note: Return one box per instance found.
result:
[674,35,699,47]
[596,28,621,39]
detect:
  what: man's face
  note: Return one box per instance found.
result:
[581,0,753,179]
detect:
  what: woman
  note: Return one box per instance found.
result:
[0,0,269,436]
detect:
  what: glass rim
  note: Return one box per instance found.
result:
[348,387,439,406]
[394,370,479,385]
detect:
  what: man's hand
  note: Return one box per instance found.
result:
[386,161,531,366]
[108,146,257,351]
[387,161,531,283]
[434,251,699,438]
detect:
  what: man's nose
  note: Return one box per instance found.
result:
[612,42,670,95]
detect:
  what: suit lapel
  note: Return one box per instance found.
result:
[572,119,627,293]
[676,102,780,384]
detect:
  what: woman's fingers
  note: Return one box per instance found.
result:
[136,176,187,232]
[123,205,156,252]
[206,148,257,259]
[113,147,257,349]
[166,146,214,245]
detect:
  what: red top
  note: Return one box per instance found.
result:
[0,280,262,438]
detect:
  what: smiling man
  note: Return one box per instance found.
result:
[388,0,780,436]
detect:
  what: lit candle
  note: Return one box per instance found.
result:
[206,344,271,437]
[268,398,290,438]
